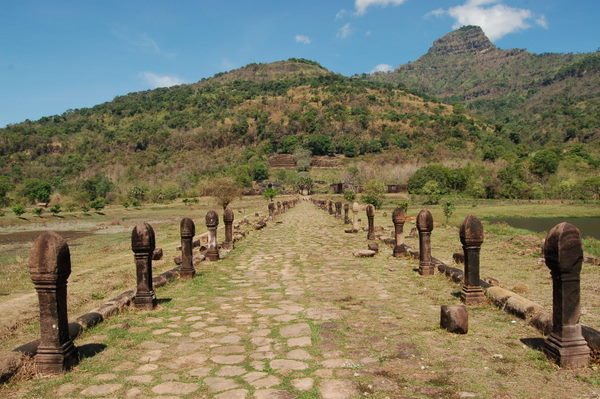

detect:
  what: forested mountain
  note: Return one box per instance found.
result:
[370,25,600,150]
[0,58,491,205]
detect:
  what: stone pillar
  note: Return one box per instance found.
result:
[460,215,485,305]
[132,222,157,310]
[328,200,334,215]
[542,222,590,368]
[179,218,196,279]
[29,232,79,373]
[223,208,234,250]
[205,210,220,261]
[392,207,407,257]
[343,203,350,224]
[416,209,434,275]
[352,202,360,232]
[268,201,275,220]
[335,201,342,219]
[276,201,281,215]
[366,204,375,240]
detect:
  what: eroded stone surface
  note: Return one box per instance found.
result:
[319,380,361,399]
[151,382,199,395]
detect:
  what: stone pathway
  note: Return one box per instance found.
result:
[13,202,600,399]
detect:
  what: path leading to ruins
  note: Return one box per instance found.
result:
[9,202,598,399]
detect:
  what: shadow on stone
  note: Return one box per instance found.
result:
[520,337,545,351]
[156,298,172,305]
[78,343,107,360]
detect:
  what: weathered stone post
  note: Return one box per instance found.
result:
[132,222,157,310]
[392,207,407,257]
[205,210,220,261]
[352,202,360,232]
[268,201,275,220]
[277,201,281,215]
[223,208,234,250]
[343,203,350,224]
[335,201,342,219]
[328,200,334,215]
[417,209,434,275]
[29,232,79,373]
[542,222,590,368]
[366,204,375,240]
[460,215,485,305]
[180,218,196,279]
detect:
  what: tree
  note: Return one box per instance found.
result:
[408,165,449,194]
[12,203,26,217]
[442,200,455,225]
[293,174,313,194]
[422,180,442,205]
[361,180,386,209]
[293,147,312,172]
[304,134,332,155]
[262,186,279,201]
[82,174,114,201]
[128,185,148,202]
[530,149,560,177]
[0,175,14,206]
[89,198,105,211]
[22,178,52,204]
[49,204,62,215]
[250,162,269,181]
[207,177,243,210]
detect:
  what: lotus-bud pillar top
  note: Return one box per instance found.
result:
[542,222,589,368]
[205,210,220,261]
[335,201,342,219]
[459,215,485,304]
[29,231,79,373]
[223,207,234,250]
[392,207,407,257]
[416,209,434,275]
[366,204,375,240]
[132,222,157,309]
[180,218,196,279]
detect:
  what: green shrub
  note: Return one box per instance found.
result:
[49,204,62,215]
[442,200,455,225]
[262,186,279,201]
[12,203,26,217]
[530,149,560,177]
[408,165,449,194]
[423,180,442,205]
[361,181,386,209]
[33,207,44,217]
[343,190,356,202]
[89,198,105,211]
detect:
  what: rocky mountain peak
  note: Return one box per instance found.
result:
[426,25,496,56]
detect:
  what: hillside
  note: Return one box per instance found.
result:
[371,25,600,150]
[0,58,490,205]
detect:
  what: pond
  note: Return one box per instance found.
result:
[485,217,600,240]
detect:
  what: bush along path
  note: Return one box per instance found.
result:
[3,201,599,399]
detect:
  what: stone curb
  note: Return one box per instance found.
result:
[401,243,599,360]
[0,204,291,385]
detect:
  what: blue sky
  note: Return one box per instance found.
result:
[1,0,599,127]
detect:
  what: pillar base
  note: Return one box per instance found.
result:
[419,265,435,276]
[460,285,485,305]
[543,330,590,368]
[206,248,220,261]
[222,242,233,250]
[180,269,196,279]
[35,341,79,374]
[393,245,407,258]
[134,292,157,310]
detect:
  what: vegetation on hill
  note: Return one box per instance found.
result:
[0,58,494,209]
[370,25,600,151]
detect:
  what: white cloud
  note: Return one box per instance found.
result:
[111,28,175,57]
[140,72,184,88]
[355,0,407,16]
[429,0,546,41]
[295,34,311,44]
[371,64,393,73]
[335,9,348,20]
[337,23,352,39]
[536,15,549,29]
[365,30,372,36]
